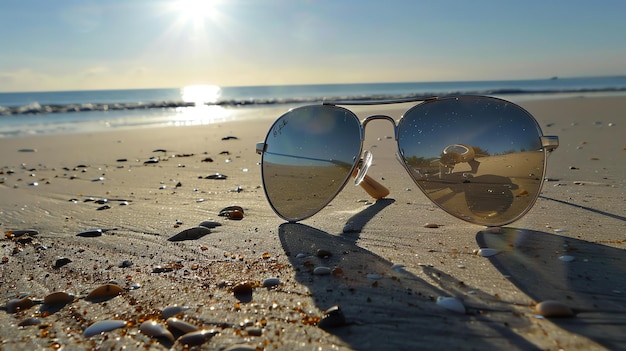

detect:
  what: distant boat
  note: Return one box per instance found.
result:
[549,76,559,80]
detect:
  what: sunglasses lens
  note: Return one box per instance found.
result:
[261,105,362,221]
[398,96,548,226]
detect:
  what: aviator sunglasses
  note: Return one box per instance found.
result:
[256,95,559,226]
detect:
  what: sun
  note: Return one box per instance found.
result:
[172,0,221,25]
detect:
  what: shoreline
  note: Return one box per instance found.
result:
[1,95,625,350]
[2,92,626,140]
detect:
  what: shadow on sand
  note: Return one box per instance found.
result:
[477,227,626,350]
[278,199,542,351]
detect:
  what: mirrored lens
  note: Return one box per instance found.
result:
[261,105,362,221]
[397,96,547,226]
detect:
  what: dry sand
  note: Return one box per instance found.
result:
[0,95,624,350]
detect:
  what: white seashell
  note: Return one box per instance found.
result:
[176,329,218,346]
[295,252,307,258]
[139,320,174,342]
[262,277,281,288]
[436,297,466,314]
[161,305,190,319]
[166,317,199,334]
[477,248,499,257]
[559,255,575,262]
[83,320,127,337]
[168,226,211,242]
[313,266,331,275]
[366,274,381,280]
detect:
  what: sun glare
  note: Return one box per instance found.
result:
[173,0,220,24]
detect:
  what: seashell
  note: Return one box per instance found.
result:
[198,221,221,229]
[161,305,190,319]
[535,300,575,318]
[76,229,103,237]
[85,283,123,301]
[318,305,346,330]
[18,317,42,327]
[232,282,253,296]
[139,320,174,342]
[477,248,499,257]
[6,297,34,313]
[43,291,74,305]
[83,319,127,337]
[313,266,331,275]
[168,226,211,242]
[176,329,218,346]
[366,273,381,280]
[166,317,199,334]
[559,255,575,262]
[262,277,281,288]
[436,297,466,314]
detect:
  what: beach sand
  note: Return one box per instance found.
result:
[1,96,624,350]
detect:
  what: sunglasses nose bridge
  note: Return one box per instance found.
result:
[362,114,399,139]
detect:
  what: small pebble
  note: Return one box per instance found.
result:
[436,296,466,314]
[76,229,103,237]
[53,257,72,269]
[263,277,281,288]
[139,320,174,342]
[168,226,211,242]
[161,305,190,319]
[166,317,199,334]
[313,266,331,275]
[477,248,499,257]
[176,329,218,346]
[83,320,127,337]
[535,300,574,318]
[559,255,575,262]
[318,305,346,329]
[232,281,253,296]
[366,273,381,280]
[17,317,42,327]
[424,223,439,228]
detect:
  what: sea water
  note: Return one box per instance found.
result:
[1,76,625,138]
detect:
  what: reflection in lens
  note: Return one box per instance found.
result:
[397,96,547,226]
[261,105,362,221]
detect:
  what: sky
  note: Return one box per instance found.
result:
[1,0,625,92]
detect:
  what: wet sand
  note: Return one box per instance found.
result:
[1,95,625,350]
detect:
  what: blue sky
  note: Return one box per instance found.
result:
[1,0,625,92]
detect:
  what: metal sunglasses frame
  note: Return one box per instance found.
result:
[256,95,559,225]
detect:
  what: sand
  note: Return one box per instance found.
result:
[0,95,625,350]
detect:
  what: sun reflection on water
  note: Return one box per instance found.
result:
[175,84,230,126]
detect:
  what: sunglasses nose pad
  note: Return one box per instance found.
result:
[354,150,373,185]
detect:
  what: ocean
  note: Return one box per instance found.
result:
[1,76,625,138]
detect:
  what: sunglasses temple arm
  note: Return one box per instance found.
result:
[352,169,390,199]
